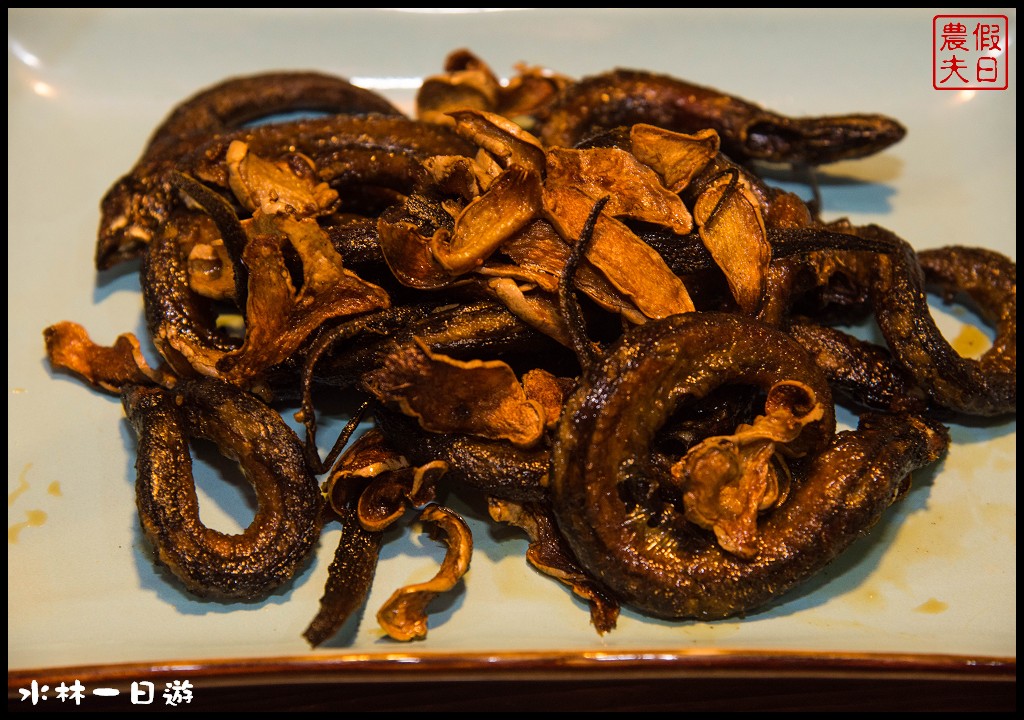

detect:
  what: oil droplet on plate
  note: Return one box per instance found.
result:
[8,464,31,506]
[8,509,47,543]
[847,587,886,612]
[47,481,62,497]
[914,598,948,614]
[950,324,990,359]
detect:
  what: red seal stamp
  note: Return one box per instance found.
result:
[933,15,1008,90]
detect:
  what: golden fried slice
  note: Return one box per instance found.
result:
[44,321,173,392]
[544,184,695,319]
[693,173,770,315]
[376,504,473,641]
[362,338,546,448]
[672,381,826,559]
[629,125,720,194]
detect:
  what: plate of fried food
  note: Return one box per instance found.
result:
[9,8,1015,697]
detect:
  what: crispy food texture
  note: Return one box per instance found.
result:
[629,125,720,194]
[544,184,695,318]
[693,173,771,315]
[672,380,825,559]
[376,504,473,641]
[122,379,323,600]
[44,321,173,392]
[41,52,1013,647]
[303,508,383,648]
[362,338,546,448]
[216,212,391,384]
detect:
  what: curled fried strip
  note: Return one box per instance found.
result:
[551,312,840,619]
[97,72,406,269]
[430,165,543,274]
[122,379,322,600]
[215,213,391,385]
[447,109,547,176]
[357,461,447,532]
[322,428,432,526]
[417,49,572,132]
[376,504,473,641]
[376,206,456,289]
[868,228,1016,416]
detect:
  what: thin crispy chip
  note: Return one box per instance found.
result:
[363,338,546,448]
[376,504,473,641]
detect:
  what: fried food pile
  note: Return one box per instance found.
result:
[43,49,1016,644]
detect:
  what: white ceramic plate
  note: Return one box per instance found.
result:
[8,8,1015,683]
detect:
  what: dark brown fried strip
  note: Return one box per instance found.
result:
[538,69,906,165]
[303,509,383,648]
[122,378,322,600]
[868,229,1016,416]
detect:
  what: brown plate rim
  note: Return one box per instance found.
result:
[8,648,1016,695]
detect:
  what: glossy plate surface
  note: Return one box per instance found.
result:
[8,8,1015,683]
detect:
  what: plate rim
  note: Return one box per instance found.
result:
[7,648,1017,692]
